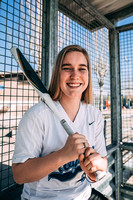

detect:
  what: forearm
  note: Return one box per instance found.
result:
[12,149,67,184]
[12,133,88,184]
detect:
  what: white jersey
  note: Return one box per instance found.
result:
[12,101,107,200]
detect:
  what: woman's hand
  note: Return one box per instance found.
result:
[60,132,89,163]
[79,147,107,180]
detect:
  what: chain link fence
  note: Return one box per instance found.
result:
[0,0,132,199]
[119,29,133,187]
[0,0,43,196]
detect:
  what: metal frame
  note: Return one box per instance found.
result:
[73,0,115,29]
[109,28,123,200]
[58,0,115,32]
[0,0,132,199]
[41,0,58,88]
[117,24,133,200]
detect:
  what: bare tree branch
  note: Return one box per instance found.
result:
[92,28,109,110]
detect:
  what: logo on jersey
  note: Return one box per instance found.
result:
[48,159,84,182]
[88,121,95,125]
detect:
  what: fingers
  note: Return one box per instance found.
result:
[79,153,85,162]
[72,133,88,144]
[79,147,102,173]
[62,132,89,162]
[83,162,97,173]
[84,150,101,167]
[84,147,96,157]
[82,141,89,149]
[71,133,89,151]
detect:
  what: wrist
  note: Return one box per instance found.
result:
[86,173,96,183]
[57,148,70,165]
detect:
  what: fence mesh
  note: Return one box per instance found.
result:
[119,29,133,186]
[0,0,42,195]
[2,0,132,197]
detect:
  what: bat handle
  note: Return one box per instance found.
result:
[60,119,75,135]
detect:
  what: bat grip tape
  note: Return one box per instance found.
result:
[60,119,74,135]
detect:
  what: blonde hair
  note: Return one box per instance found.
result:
[48,45,92,104]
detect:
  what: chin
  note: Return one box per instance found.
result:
[68,93,82,99]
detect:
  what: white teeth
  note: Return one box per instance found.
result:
[67,83,81,87]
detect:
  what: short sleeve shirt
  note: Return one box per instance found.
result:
[12,101,107,200]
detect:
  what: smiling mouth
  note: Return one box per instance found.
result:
[67,83,82,87]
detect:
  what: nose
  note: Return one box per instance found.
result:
[70,69,79,79]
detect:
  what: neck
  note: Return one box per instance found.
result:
[59,96,81,122]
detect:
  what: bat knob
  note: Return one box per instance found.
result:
[95,171,106,181]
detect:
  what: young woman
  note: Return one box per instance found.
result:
[12,45,108,200]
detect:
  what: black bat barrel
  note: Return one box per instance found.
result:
[17,48,48,94]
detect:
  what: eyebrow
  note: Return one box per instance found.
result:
[61,63,71,67]
[61,63,87,67]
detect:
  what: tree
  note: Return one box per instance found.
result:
[20,0,42,76]
[92,29,109,111]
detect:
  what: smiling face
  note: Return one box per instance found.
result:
[59,51,89,102]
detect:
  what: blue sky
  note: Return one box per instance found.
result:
[117,15,133,26]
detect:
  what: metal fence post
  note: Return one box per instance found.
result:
[109,28,123,200]
[41,0,58,88]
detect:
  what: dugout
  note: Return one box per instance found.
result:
[0,0,133,199]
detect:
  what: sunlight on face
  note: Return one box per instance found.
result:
[60,51,89,101]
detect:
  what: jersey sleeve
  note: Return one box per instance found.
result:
[94,109,107,157]
[12,105,45,164]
